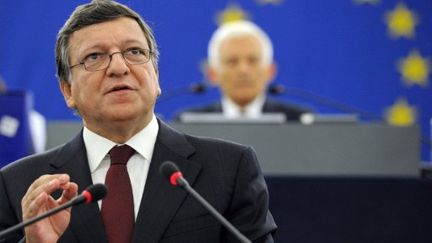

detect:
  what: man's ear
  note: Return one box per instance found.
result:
[59,81,76,109]
[206,66,220,86]
[155,70,162,97]
[266,62,278,84]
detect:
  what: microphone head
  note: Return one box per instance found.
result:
[160,161,183,186]
[268,84,285,95]
[82,183,108,204]
[190,83,207,94]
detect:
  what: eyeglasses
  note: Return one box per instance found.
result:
[70,48,153,72]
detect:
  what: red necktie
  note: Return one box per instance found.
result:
[101,145,135,243]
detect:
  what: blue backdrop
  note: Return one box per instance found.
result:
[0,0,431,160]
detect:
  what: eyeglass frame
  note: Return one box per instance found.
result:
[69,48,154,72]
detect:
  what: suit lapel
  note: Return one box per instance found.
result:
[211,102,223,112]
[133,121,201,243]
[51,131,108,243]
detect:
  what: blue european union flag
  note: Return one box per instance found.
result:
[0,0,430,160]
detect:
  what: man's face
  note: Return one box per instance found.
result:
[61,17,160,132]
[209,35,275,106]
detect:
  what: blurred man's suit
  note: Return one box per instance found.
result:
[176,98,309,122]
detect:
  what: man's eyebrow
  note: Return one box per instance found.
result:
[74,39,149,56]
[76,44,107,55]
[122,39,148,47]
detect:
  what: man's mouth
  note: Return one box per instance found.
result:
[108,84,133,93]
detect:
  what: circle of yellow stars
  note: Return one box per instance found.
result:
[381,2,429,126]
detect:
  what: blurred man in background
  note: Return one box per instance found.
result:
[175,20,310,122]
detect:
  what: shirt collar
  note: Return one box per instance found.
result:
[84,115,159,173]
[221,94,266,118]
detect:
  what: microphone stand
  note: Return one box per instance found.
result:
[268,85,382,121]
[0,197,82,239]
[269,84,432,149]
[157,82,208,103]
[0,184,107,240]
[175,177,252,243]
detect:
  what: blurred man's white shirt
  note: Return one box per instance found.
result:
[221,94,266,119]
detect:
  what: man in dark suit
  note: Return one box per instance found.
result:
[0,1,276,242]
[175,20,310,122]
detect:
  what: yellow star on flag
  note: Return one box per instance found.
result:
[216,4,249,26]
[398,50,430,87]
[385,98,417,126]
[384,3,418,39]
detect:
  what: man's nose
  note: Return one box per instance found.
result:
[237,60,252,72]
[107,52,129,75]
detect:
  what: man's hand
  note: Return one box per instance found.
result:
[21,174,78,243]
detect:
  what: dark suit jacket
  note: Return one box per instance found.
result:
[174,98,311,122]
[0,120,276,243]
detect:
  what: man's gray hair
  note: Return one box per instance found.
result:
[55,0,159,83]
[207,20,273,70]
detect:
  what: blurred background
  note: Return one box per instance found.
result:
[0,0,431,160]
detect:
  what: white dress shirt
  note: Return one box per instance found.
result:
[221,95,266,119]
[83,115,159,218]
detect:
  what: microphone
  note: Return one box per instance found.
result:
[157,82,208,103]
[268,84,432,149]
[0,183,107,240]
[268,84,381,120]
[159,161,252,243]
[190,82,207,93]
